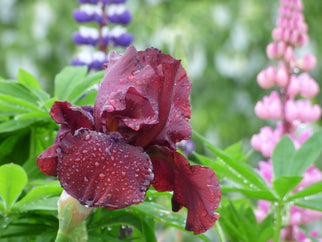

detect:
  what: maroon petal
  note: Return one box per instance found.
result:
[149,147,221,234]
[50,101,94,134]
[37,144,59,176]
[94,46,191,149]
[57,130,154,209]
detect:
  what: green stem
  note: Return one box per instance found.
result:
[55,230,70,242]
[215,221,226,242]
[272,201,283,242]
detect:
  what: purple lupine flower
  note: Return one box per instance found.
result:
[109,27,133,47]
[72,0,133,71]
[78,0,99,3]
[107,6,132,25]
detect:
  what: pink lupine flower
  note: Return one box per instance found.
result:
[254,91,282,120]
[297,73,319,98]
[297,54,317,72]
[257,66,277,89]
[254,0,322,240]
[276,63,289,88]
[287,74,300,98]
[251,126,281,158]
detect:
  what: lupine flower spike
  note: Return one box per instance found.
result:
[38,46,221,235]
[71,0,133,70]
[251,0,322,240]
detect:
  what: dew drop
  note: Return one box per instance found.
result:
[99,173,105,179]
[128,75,134,81]
[132,70,140,75]
[122,171,126,177]
[84,134,91,141]
[84,177,89,184]
[107,178,111,183]
[95,162,100,168]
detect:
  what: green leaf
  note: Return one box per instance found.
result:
[0,164,27,211]
[131,202,209,241]
[194,132,270,191]
[89,209,156,242]
[287,182,322,201]
[17,69,42,90]
[0,94,42,112]
[290,130,322,176]
[272,176,303,199]
[257,214,274,242]
[0,133,24,161]
[13,196,59,211]
[14,184,62,211]
[54,66,88,100]
[221,187,276,201]
[194,152,247,185]
[272,136,296,179]
[75,88,98,106]
[0,81,38,104]
[294,195,322,211]
[68,70,104,103]
[16,111,50,120]
[44,97,58,111]
[0,119,36,133]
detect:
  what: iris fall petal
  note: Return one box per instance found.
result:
[57,129,154,209]
[149,147,221,234]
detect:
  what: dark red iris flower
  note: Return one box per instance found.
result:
[37,46,221,234]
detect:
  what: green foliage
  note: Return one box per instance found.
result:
[219,198,274,242]
[0,164,27,211]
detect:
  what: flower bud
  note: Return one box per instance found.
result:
[287,75,300,98]
[276,64,289,88]
[57,190,93,237]
[297,33,309,47]
[298,73,319,98]
[277,41,286,58]
[285,100,298,122]
[272,28,283,41]
[108,6,132,25]
[297,54,317,72]
[266,42,278,60]
[255,101,269,119]
[255,91,282,120]
[284,46,294,63]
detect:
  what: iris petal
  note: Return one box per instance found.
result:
[37,144,59,176]
[57,129,154,209]
[149,147,221,234]
[50,101,94,134]
[94,46,192,148]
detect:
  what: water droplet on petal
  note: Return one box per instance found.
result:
[99,173,105,179]
[84,134,91,141]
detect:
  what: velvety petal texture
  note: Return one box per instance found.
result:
[149,146,221,234]
[37,46,220,234]
[57,130,154,209]
[94,46,192,149]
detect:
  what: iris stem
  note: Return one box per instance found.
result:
[272,201,283,242]
[55,230,70,242]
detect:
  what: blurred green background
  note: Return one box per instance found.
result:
[1,0,321,149]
